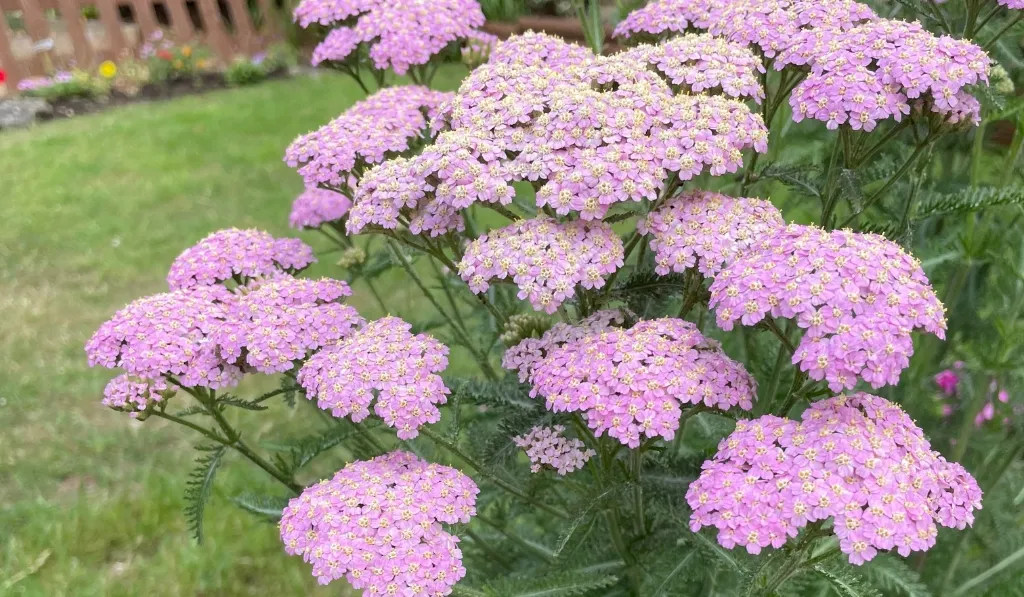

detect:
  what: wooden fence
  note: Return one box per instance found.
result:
[0,0,284,89]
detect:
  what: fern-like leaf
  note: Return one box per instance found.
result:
[814,563,882,597]
[183,444,227,544]
[915,185,1024,220]
[861,555,932,597]
[174,405,209,417]
[485,571,619,597]
[231,492,290,521]
[216,394,269,411]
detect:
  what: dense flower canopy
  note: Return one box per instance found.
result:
[298,317,450,438]
[285,86,451,189]
[294,0,484,74]
[687,393,983,564]
[280,451,479,593]
[709,225,946,390]
[640,191,785,276]
[350,32,768,235]
[166,228,315,290]
[290,187,353,229]
[214,277,364,374]
[506,312,757,447]
[514,425,595,475]
[458,217,624,313]
[86,286,242,388]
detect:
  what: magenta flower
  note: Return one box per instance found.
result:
[640,191,785,277]
[934,369,959,396]
[298,317,449,439]
[294,0,484,74]
[507,312,757,447]
[86,286,242,389]
[214,277,364,374]
[458,217,625,314]
[710,224,947,391]
[102,374,170,416]
[167,228,316,290]
[285,86,451,190]
[514,425,595,475]
[280,451,479,594]
[290,187,353,229]
[687,393,983,564]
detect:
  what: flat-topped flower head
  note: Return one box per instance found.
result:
[503,310,627,382]
[710,224,947,391]
[295,0,484,75]
[788,19,990,128]
[215,277,364,374]
[458,218,624,314]
[514,425,595,474]
[687,393,983,563]
[640,191,784,276]
[298,317,449,438]
[355,35,767,226]
[280,451,479,593]
[511,314,757,447]
[102,374,170,416]
[166,228,315,290]
[86,286,242,388]
[285,86,451,189]
[614,0,718,41]
[290,187,352,229]
[623,35,766,101]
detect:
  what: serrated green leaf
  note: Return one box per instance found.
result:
[485,571,619,597]
[861,555,932,597]
[183,444,227,544]
[915,185,1024,220]
[814,564,882,597]
[216,395,269,411]
[174,405,209,418]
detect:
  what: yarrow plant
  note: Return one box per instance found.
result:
[87,0,1024,595]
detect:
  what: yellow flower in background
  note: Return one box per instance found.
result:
[98,60,117,78]
[182,46,192,58]
[197,58,212,70]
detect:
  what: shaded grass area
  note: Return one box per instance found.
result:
[0,69,461,595]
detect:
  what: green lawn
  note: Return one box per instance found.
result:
[0,71,460,596]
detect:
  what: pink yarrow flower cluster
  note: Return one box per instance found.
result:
[285,86,451,189]
[709,224,946,391]
[687,393,983,564]
[622,35,766,101]
[514,425,595,474]
[102,374,170,416]
[788,20,991,129]
[214,277,364,374]
[505,312,757,447]
[640,191,784,276]
[280,451,478,594]
[166,228,315,290]
[351,33,767,234]
[294,0,484,74]
[458,217,624,314]
[614,0,876,58]
[86,286,242,389]
[290,187,353,229]
[298,317,449,439]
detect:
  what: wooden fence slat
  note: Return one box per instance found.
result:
[56,0,94,66]
[165,0,195,42]
[255,0,280,38]
[194,0,232,62]
[94,0,127,59]
[19,0,52,74]
[130,0,160,41]
[0,21,26,88]
[224,0,254,54]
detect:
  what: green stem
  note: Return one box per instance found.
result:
[476,514,556,563]
[950,543,1024,596]
[629,449,646,536]
[775,370,809,417]
[839,136,935,228]
[419,426,570,519]
[982,13,1024,50]
[970,121,987,186]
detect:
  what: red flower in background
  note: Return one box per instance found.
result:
[0,69,7,84]
[157,50,173,60]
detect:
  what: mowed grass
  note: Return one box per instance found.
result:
[0,69,462,596]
